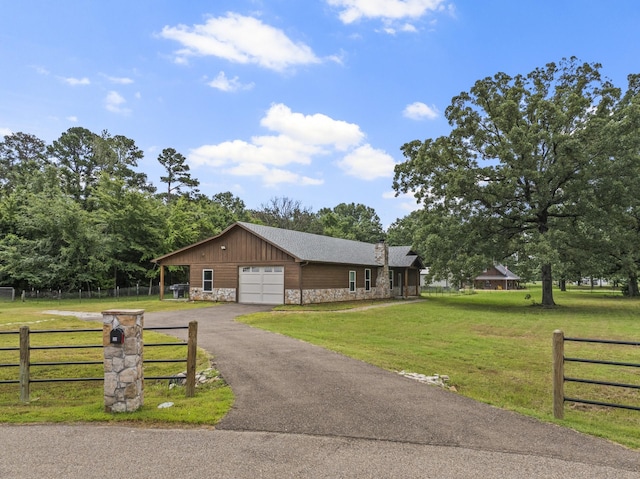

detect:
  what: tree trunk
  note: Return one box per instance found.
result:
[559,278,566,292]
[628,273,639,297]
[541,263,556,307]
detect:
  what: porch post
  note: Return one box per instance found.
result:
[159,264,165,300]
[404,269,409,298]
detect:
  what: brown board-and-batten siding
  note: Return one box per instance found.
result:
[160,227,298,301]
[301,263,379,290]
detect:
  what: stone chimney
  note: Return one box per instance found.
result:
[374,240,390,298]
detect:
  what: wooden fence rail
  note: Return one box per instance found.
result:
[553,329,640,419]
[0,321,198,402]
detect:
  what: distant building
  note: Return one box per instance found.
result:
[420,268,451,288]
[474,264,520,290]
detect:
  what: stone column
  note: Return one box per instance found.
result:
[102,309,144,413]
[374,240,390,299]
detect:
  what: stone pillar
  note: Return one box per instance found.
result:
[374,240,390,298]
[102,309,144,413]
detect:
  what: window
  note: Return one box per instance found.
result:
[349,270,356,293]
[203,269,213,292]
[389,270,394,289]
[365,269,371,291]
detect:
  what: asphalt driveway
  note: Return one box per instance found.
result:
[1,303,638,478]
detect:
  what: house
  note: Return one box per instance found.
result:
[420,268,452,289]
[473,264,520,290]
[152,222,424,305]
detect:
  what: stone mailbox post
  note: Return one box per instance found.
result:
[102,309,144,412]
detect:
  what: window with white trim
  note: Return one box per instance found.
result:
[365,269,371,291]
[203,269,213,292]
[349,270,356,293]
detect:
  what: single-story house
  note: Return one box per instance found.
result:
[152,221,424,305]
[473,264,520,290]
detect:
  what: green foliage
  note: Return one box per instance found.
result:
[0,132,49,195]
[93,176,166,286]
[157,147,199,203]
[0,185,106,290]
[394,58,640,307]
[251,196,321,233]
[317,202,385,243]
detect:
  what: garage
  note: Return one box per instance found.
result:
[238,266,285,304]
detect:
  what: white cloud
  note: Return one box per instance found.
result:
[106,75,134,85]
[161,13,321,72]
[260,103,364,150]
[189,103,371,186]
[328,0,447,23]
[208,71,254,92]
[66,116,78,122]
[337,144,397,180]
[0,127,12,137]
[403,101,439,120]
[104,91,131,114]
[190,135,321,168]
[61,76,91,86]
[328,0,454,34]
[401,23,418,32]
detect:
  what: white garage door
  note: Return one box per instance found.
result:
[238,266,285,305]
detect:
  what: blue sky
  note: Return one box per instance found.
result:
[1,1,639,227]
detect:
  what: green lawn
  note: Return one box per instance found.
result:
[0,298,232,425]
[241,286,640,449]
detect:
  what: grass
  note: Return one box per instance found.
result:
[0,298,232,425]
[240,285,640,449]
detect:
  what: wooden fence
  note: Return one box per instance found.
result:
[0,322,198,402]
[552,329,640,419]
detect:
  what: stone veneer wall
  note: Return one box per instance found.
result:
[102,309,144,413]
[291,287,388,305]
[189,287,236,302]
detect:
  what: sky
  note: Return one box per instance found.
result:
[1,1,639,227]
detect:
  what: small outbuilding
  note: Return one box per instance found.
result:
[152,222,424,305]
[474,264,520,290]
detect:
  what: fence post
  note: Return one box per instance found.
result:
[553,329,564,419]
[186,321,198,398]
[19,326,30,403]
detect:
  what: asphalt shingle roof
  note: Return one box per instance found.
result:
[238,222,419,268]
[475,264,520,280]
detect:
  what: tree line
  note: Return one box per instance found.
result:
[0,128,390,292]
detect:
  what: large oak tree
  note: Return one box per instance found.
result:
[394,58,640,306]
